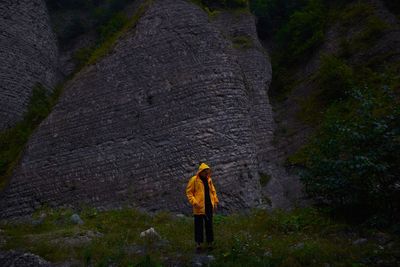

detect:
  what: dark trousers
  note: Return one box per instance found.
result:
[194,214,213,243]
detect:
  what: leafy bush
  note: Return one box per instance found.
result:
[315,54,354,104]
[256,0,326,101]
[298,54,355,123]
[298,86,400,222]
[274,0,325,66]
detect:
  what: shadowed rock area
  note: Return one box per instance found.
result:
[0,0,60,131]
[0,0,301,219]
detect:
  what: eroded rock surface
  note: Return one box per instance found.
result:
[0,0,299,219]
[0,0,60,130]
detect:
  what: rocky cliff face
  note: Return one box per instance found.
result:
[0,0,301,219]
[0,0,60,131]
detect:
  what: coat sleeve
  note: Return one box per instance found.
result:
[186,177,197,206]
[210,180,219,205]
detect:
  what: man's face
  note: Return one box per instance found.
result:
[200,168,210,178]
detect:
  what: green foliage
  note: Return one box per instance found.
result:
[86,0,152,66]
[72,46,94,70]
[350,16,389,51]
[259,171,272,186]
[299,54,354,123]
[275,0,325,66]
[340,2,374,26]
[315,54,354,103]
[97,12,128,44]
[259,0,327,101]
[297,86,400,222]
[249,0,308,39]
[232,35,253,49]
[337,3,390,59]
[47,0,134,48]
[0,82,64,191]
[70,1,146,71]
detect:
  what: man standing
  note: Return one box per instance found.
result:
[186,162,219,252]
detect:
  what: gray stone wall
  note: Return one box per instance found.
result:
[0,0,296,218]
[0,0,60,130]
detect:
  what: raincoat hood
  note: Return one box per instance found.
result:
[196,162,211,178]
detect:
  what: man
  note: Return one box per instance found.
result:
[186,162,219,252]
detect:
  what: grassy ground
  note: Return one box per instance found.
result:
[0,206,399,266]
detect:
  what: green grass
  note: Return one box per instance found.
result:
[232,35,253,49]
[1,206,399,266]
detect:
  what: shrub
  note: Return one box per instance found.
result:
[298,54,355,123]
[298,85,400,222]
[263,0,326,101]
[316,54,354,102]
[275,0,325,66]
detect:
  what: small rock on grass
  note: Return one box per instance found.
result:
[71,214,84,225]
[140,227,161,239]
[292,242,305,249]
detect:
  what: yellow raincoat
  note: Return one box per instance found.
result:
[186,162,219,215]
